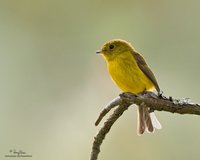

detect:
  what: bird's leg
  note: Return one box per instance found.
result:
[158,90,163,97]
[139,88,148,95]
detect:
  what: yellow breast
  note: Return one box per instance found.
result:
[106,52,154,94]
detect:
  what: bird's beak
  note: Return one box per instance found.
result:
[96,50,102,54]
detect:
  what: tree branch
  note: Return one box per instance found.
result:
[90,92,200,160]
[95,96,122,126]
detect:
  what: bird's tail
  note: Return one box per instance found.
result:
[137,106,162,135]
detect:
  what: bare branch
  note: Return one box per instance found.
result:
[90,101,131,160]
[90,92,200,160]
[95,96,122,126]
[120,92,200,115]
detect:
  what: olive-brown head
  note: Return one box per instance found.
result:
[96,39,135,61]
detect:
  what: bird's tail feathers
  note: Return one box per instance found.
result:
[137,106,161,135]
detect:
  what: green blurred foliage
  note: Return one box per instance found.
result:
[0,0,200,160]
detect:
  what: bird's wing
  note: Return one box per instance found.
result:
[132,52,160,92]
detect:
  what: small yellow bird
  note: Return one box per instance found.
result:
[96,39,161,135]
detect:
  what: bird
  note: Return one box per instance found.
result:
[96,39,161,135]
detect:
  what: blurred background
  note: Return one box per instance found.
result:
[0,0,200,160]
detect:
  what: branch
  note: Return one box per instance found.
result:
[120,92,200,115]
[95,96,122,126]
[90,92,200,160]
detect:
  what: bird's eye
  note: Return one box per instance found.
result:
[109,44,114,50]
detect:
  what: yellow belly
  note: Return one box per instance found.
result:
[107,55,154,94]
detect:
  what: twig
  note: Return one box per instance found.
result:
[90,92,200,160]
[90,100,131,160]
[95,96,122,126]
